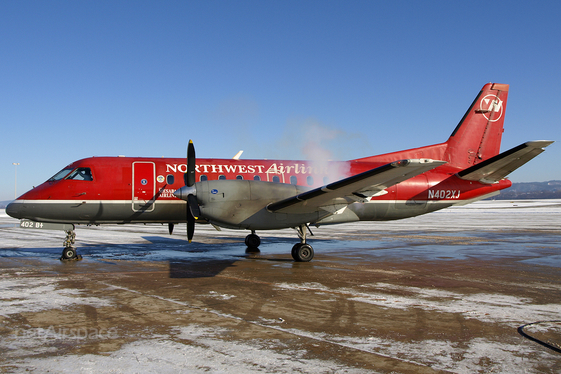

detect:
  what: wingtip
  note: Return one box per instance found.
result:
[525,140,554,149]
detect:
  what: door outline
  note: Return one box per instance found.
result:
[132,161,156,212]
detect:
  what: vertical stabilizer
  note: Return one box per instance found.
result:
[444,83,509,169]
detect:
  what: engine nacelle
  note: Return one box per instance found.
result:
[194,180,320,230]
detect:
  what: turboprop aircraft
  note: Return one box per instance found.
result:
[6,83,553,262]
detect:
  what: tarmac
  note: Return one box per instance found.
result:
[1,200,560,373]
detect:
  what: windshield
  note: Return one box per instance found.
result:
[48,167,74,181]
[66,168,93,181]
[48,167,93,182]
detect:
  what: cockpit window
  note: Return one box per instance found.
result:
[66,168,93,181]
[48,167,74,181]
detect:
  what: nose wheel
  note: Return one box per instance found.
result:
[60,229,82,261]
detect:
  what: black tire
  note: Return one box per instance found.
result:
[62,247,77,260]
[291,243,314,262]
[291,243,302,259]
[245,233,261,248]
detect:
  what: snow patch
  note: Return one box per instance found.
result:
[0,277,113,317]
[15,325,370,373]
[275,281,561,324]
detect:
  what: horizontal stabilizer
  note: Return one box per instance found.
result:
[268,159,446,214]
[457,140,554,184]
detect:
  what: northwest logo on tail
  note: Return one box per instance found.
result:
[479,94,503,122]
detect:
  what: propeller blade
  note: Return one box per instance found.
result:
[186,140,196,187]
[186,196,195,243]
[187,217,195,243]
[187,194,200,219]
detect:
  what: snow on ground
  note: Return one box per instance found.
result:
[9,325,370,374]
[0,277,113,317]
[2,275,557,373]
[1,201,560,373]
[274,281,561,325]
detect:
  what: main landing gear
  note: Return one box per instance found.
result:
[245,224,315,262]
[291,224,314,262]
[60,229,82,261]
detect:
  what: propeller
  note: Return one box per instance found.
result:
[173,140,201,243]
[186,140,198,243]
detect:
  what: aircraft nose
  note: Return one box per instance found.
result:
[6,201,22,219]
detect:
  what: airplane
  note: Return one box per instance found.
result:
[6,83,553,262]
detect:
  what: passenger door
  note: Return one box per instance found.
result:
[132,161,156,212]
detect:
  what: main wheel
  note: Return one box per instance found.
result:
[62,247,77,260]
[291,243,302,259]
[291,243,314,262]
[245,233,261,248]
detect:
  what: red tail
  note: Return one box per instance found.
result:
[354,83,510,169]
[444,83,509,168]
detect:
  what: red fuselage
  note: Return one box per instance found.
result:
[7,155,511,226]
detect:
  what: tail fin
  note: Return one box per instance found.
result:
[444,83,509,168]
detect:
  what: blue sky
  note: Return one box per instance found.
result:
[1,0,560,201]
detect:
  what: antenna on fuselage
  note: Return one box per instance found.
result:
[232,150,244,160]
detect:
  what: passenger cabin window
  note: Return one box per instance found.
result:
[166,174,175,185]
[49,167,74,181]
[290,176,297,185]
[236,175,243,180]
[219,175,226,180]
[66,168,93,181]
[323,177,329,185]
[307,176,314,186]
[272,176,280,183]
[254,175,261,181]
[200,175,208,181]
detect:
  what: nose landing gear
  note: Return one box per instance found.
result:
[60,229,82,261]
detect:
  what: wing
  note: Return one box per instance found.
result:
[457,140,554,184]
[267,159,446,214]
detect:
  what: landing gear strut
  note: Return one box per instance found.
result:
[291,224,314,262]
[60,229,82,261]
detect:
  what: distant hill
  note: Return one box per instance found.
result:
[492,180,561,200]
